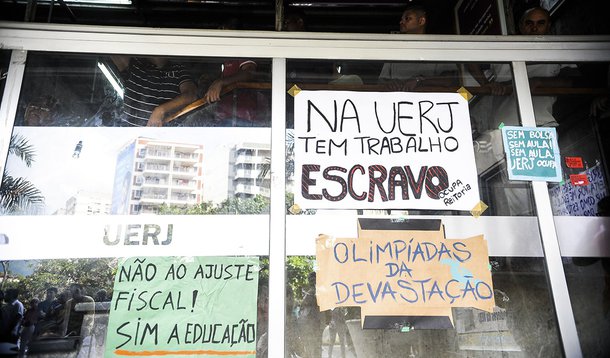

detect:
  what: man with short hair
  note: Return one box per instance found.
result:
[519,6,551,35]
[283,10,306,31]
[468,7,578,216]
[37,287,58,319]
[65,284,94,337]
[379,4,458,92]
[398,4,427,34]
[0,288,24,345]
[482,6,573,129]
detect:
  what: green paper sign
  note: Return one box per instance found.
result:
[105,256,260,357]
[501,126,562,182]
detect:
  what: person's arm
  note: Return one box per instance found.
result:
[203,61,256,103]
[147,80,198,127]
[466,63,510,96]
[466,63,489,86]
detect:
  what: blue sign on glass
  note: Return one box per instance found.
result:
[500,126,562,182]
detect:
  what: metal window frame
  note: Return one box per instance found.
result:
[0,50,27,176]
[2,21,610,357]
[269,57,287,358]
[512,61,582,357]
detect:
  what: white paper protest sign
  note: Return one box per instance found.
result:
[294,91,480,210]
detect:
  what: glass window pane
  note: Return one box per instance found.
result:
[539,61,610,357]
[285,59,560,357]
[466,62,537,216]
[2,52,272,216]
[0,256,269,357]
[285,256,560,357]
[0,52,271,357]
[544,62,610,217]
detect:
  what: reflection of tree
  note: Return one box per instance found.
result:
[285,192,316,215]
[257,255,314,305]
[3,258,116,302]
[0,134,44,214]
[157,201,217,215]
[1,260,9,290]
[287,256,315,303]
[258,131,315,215]
[258,131,294,181]
[215,195,270,214]
[158,194,269,215]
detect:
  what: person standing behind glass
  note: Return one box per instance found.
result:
[0,289,24,347]
[65,284,96,358]
[18,298,39,358]
[111,56,197,127]
[296,272,323,358]
[379,3,459,92]
[468,7,575,129]
[466,7,580,217]
[37,288,57,321]
[0,290,5,341]
[202,18,261,126]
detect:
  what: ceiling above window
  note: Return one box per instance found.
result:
[0,0,607,35]
[66,0,131,4]
[0,0,456,33]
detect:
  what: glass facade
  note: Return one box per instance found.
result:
[0,51,271,356]
[536,62,610,356]
[0,23,609,358]
[282,59,562,357]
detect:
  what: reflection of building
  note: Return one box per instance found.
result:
[228,143,271,198]
[111,137,204,214]
[65,191,111,215]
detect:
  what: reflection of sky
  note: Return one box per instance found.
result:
[6,127,270,214]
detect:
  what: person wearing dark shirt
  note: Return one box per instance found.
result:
[66,284,96,357]
[202,19,262,126]
[111,56,197,127]
[379,4,458,92]
[37,287,58,320]
[65,284,94,337]
[19,298,39,357]
[204,59,259,125]
[36,291,68,337]
[283,9,306,31]
[0,289,24,345]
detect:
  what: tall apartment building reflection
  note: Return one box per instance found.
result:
[64,191,111,215]
[228,143,271,199]
[111,137,204,214]
[228,141,296,199]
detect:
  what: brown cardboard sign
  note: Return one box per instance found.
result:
[315,219,494,328]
